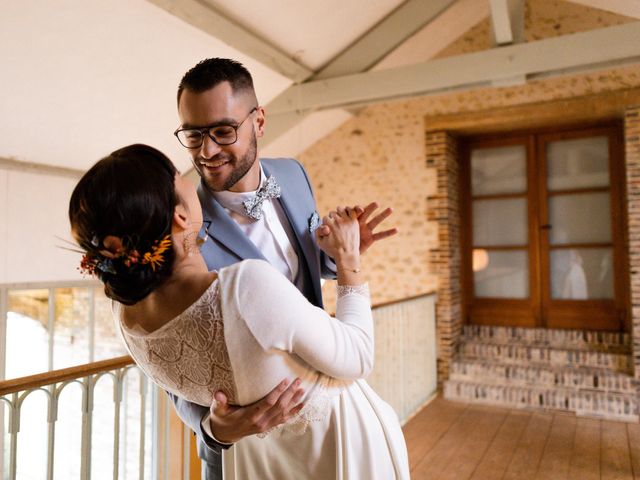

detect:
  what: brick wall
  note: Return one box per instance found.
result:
[425,132,462,383]
[625,105,640,380]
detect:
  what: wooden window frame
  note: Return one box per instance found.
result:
[460,122,630,331]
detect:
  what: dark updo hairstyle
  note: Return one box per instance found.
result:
[69,144,178,305]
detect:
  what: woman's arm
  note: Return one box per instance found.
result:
[227,207,374,379]
[229,259,374,379]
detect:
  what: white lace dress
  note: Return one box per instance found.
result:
[118,259,409,480]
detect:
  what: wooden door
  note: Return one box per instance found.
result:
[462,124,628,331]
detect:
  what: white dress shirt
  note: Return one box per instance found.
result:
[213,167,299,282]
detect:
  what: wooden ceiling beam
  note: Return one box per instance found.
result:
[267,22,640,115]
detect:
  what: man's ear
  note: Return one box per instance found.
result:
[255,106,266,138]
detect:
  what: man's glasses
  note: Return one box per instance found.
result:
[174,107,257,149]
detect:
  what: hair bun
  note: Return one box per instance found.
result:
[101,262,169,306]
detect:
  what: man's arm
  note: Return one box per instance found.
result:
[168,379,304,451]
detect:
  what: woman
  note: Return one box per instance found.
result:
[69,144,409,479]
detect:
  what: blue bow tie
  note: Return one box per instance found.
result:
[242,175,281,220]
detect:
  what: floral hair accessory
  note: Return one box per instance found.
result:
[142,236,172,271]
[78,235,172,276]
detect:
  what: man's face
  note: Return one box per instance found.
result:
[177,82,263,192]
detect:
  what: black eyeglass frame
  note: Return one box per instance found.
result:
[174,107,258,149]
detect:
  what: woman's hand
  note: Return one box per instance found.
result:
[317,207,360,272]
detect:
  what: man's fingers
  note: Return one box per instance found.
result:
[251,379,290,414]
[283,390,306,419]
[258,380,304,427]
[215,391,228,404]
[358,202,379,222]
[371,228,398,242]
[212,391,236,416]
[366,207,393,231]
[315,225,331,238]
[267,379,301,413]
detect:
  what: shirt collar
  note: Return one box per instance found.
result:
[213,165,266,215]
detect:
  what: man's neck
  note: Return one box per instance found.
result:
[228,159,262,193]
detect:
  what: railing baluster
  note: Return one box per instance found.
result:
[0,358,167,480]
[80,376,93,480]
[113,370,122,480]
[8,393,18,480]
[139,372,147,480]
[46,385,58,480]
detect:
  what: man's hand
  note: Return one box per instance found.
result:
[209,378,304,444]
[353,202,397,254]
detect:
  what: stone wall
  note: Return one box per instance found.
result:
[300,66,640,314]
[297,0,640,382]
[625,106,640,380]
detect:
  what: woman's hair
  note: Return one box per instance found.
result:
[69,144,179,305]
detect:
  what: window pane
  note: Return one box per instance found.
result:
[6,289,49,379]
[53,287,90,370]
[549,192,611,245]
[471,145,527,195]
[93,287,127,361]
[473,198,527,246]
[550,248,613,299]
[474,250,529,298]
[547,136,609,190]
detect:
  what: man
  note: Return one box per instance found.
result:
[171,57,397,479]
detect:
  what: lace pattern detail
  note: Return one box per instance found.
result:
[257,377,346,438]
[120,280,237,407]
[337,284,370,300]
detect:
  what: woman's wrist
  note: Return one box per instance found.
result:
[334,250,360,271]
[335,251,364,286]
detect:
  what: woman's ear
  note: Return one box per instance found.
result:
[173,204,189,230]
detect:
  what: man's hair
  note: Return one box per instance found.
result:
[177,58,255,104]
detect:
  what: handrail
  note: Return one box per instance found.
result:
[372,291,436,310]
[0,355,134,395]
[0,293,438,395]
[323,290,437,316]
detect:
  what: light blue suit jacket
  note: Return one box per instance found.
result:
[170,158,335,479]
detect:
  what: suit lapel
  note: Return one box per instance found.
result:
[197,183,267,261]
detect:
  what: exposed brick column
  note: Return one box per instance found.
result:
[426,131,462,385]
[625,105,640,380]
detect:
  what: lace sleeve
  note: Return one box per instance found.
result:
[336,284,370,300]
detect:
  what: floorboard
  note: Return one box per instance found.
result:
[568,417,601,480]
[404,397,639,480]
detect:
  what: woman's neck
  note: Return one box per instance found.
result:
[122,252,214,332]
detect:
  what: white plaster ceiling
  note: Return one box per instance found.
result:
[2,0,639,174]
[0,0,292,172]
[201,0,404,70]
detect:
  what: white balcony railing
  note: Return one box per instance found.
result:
[0,356,191,480]
[1,291,437,479]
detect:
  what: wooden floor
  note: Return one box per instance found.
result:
[402,397,640,479]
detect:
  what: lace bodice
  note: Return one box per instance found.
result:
[119,280,237,407]
[118,260,373,437]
